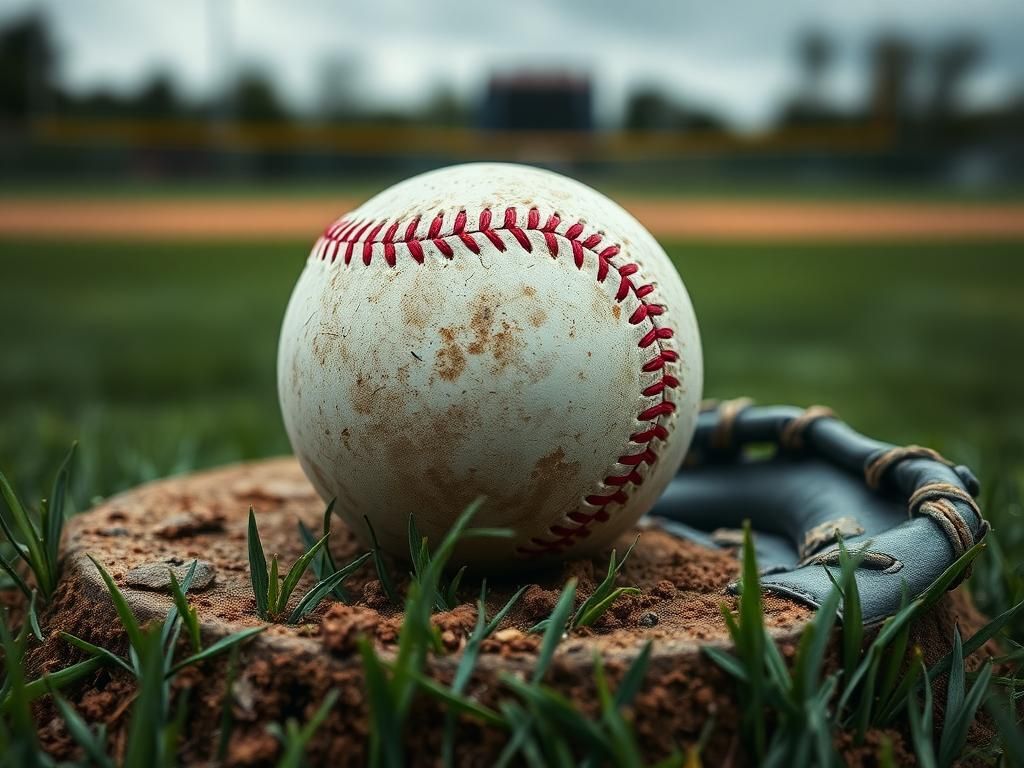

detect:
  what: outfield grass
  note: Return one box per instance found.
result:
[2,177,1022,203]
[1,238,1022,517]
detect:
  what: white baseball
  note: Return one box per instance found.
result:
[278,163,702,566]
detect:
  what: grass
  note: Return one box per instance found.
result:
[0,443,75,604]
[1,239,1022,507]
[0,470,1021,764]
[1,233,1023,762]
[529,537,640,633]
[247,505,372,623]
[704,522,1023,766]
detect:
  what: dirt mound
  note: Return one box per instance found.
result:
[24,458,985,765]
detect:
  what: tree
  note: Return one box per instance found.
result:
[931,35,983,119]
[230,68,289,122]
[0,13,57,121]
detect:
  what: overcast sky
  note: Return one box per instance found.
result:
[2,0,1022,129]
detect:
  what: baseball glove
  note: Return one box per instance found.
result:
[646,398,990,625]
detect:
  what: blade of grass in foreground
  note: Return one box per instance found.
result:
[247,507,269,619]
[532,578,578,683]
[364,514,400,606]
[287,552,373,624]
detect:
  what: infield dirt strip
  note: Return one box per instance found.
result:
[2,198,1023,241]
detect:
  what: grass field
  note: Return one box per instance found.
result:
[1,237,1022,512]
[2,232,1024,763]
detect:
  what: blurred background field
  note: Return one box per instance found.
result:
[2,239,1022,508]
[0,0,1022,551]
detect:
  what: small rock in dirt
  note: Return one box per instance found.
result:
[492,628,523,643]
[124,558,216,592]
[638,611,659,627]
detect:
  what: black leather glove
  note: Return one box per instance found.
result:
[646,399,989,625]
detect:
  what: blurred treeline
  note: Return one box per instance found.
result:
[1,13,1021,185]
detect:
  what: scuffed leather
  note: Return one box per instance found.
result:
[645,403,988,625]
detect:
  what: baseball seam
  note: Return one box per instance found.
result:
[313,205,680,557]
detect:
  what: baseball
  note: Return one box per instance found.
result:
[278,163,702,565]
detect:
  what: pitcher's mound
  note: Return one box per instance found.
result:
[30,458,981,765]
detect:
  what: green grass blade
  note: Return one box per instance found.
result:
[612,640,652,709]
[503,675,610,754]
[286,552,372,624]
[929,597,1024,683]
[60,631,134,675]
[907,661,936,768]
[215,645,241,763]
[0,553,33,601]
[408,668,505,727]
[495,701,537,768]
[267,554,280,616]
[939,661,992,768]
[571,537,640,629]
[168,567,201,653]
[532,578,577,684]
[168,626,265,675]
[575,587,641,629]
[364,515,400,606]
[247,507,269,619]
[877,646,924,724]
[853,651,881,742]
[453,584,526,694]
[877,597,912,706]
[358,636,402,768]
[0,468,48,590]
[88,554,143,652]
[162,559,198,647]
[703,645,750,683]
[26,590,43,642]
[321,498,340,571]
[0,610,43,762]
[444,565,467,610]
[273,688,339,768]
[484,583,527,638]
[277,533,329,614]
[796,568,842,700]
[986,694,1024,765]
[408,514,424,575]
[938,627,966,765]
[123,627,167,768]
[46,443,76,573]
[0,655,103,714]
[837,539,864,683]
[48,684,114,768]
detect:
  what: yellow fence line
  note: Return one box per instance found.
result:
[27,118,895,159]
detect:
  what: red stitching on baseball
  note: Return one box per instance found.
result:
[316,205,682,557]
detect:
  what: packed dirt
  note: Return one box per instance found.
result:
[2,198,1023,242]
[23,458,993,766]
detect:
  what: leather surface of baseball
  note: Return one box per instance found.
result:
[278,163,702,565]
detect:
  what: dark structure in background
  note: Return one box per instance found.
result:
[479,73,592,132]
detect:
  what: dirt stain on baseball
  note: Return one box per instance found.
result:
[434,329,467,382]
[505,446,581,525]
[467,299,496,355]
[350,371,389,415]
